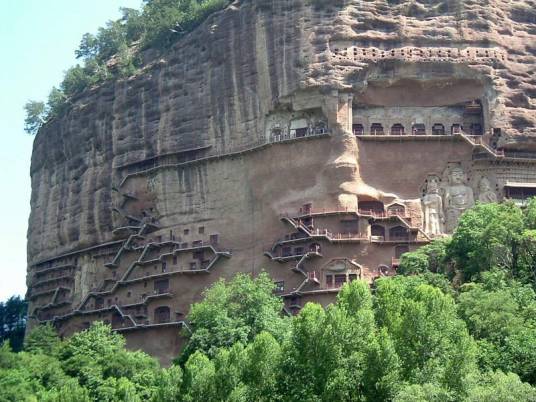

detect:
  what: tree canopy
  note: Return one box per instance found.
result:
[3,269,536,400]
[0,296,27,352]
[178,272,289,362]
[4,201,536,400]
[400,199,536,287]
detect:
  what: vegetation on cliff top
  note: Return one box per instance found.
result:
[24,0,232,135]
[23,0,344,135]
[2,200,536,401]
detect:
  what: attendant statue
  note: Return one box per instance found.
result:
[422,178,444,236]
[478,177,497,203]
[444,167,474,233]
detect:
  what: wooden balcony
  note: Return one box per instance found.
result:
[307,271,320,285]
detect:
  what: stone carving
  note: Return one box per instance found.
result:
[478,177,498,203]
[327,261,347,272]
[444,166,474,233]
[331,45,507,63]
[422,177,444,236]
[265,110,327,142]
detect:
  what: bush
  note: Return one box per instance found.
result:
[2,272,536,400]
[398,238,450,276]
[178,272,289,362]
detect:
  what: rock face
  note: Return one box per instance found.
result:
[27,0,536,364]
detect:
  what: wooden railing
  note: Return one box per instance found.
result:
[307,271,320,284]
[118,129,330,186]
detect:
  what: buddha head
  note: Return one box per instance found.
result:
[426,178,440,194]
[479,176,492,192]
[449,166,465,185]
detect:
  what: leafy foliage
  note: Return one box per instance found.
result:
[2,271,536,400]
[397,199,536,388]
[24,0,233,135]
[400,199,536,287]
[457,271,536,384]
[0,296,27,352]
[23,101,46,135]
[448,202,525,281]
[465,371,536,402]
[179,272,289,362]
[175,277,535,401]
[23,323,60,355]
[1,322,162,401]
[398,237,450,276]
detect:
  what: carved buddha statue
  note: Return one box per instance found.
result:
[478,177,498,203]
[422,178,444,236]
[444,167,474,232]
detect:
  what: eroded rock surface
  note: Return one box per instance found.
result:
[27,0,536,363]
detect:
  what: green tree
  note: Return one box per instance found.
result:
[23,101,46,135]
[523,197,536,229]
[0,341,77,402]
[240,332,282,401]
[59,322,159,401]
[180,272,289,361]
[94,20,128,62]
[447,202,524,281]
[75,33,99,60]
[278,303,334,402]
[212,342,245,399]
[457,272,536,384]
[46,87,68,118]
[279,281,378,401]
[24,323,61,355]
[182,351,217,402]
[394,383,453,402]
[61,65,95,95]
[151,365,183,402]
[518,228,536,286]
[363,328,401,402]
[121,8,145,43]
[466,371,536,402]
[0,296,27,352]
[374,277,477,397]
[398,250,429,275]
[141,0,230,49]
[399,238,450,276]
[23,0,234,128]
[38,379,91,402]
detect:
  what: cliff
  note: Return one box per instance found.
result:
[26,0,536,363]
[28,0,536,262]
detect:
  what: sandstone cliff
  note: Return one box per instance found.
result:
[28,0,536,264]
[25,1,536,363]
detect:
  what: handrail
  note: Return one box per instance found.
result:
[279,217,369,243]
[31,274,74,288]
[31,240,125,268]
[29,286,70,300]
[282,207,410,221]
[502,150,536,160]
[457,132,504,158]
[352,127,532,161]
[118,130,330,187]
[282,207,358,218]
[78,242,231,312]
